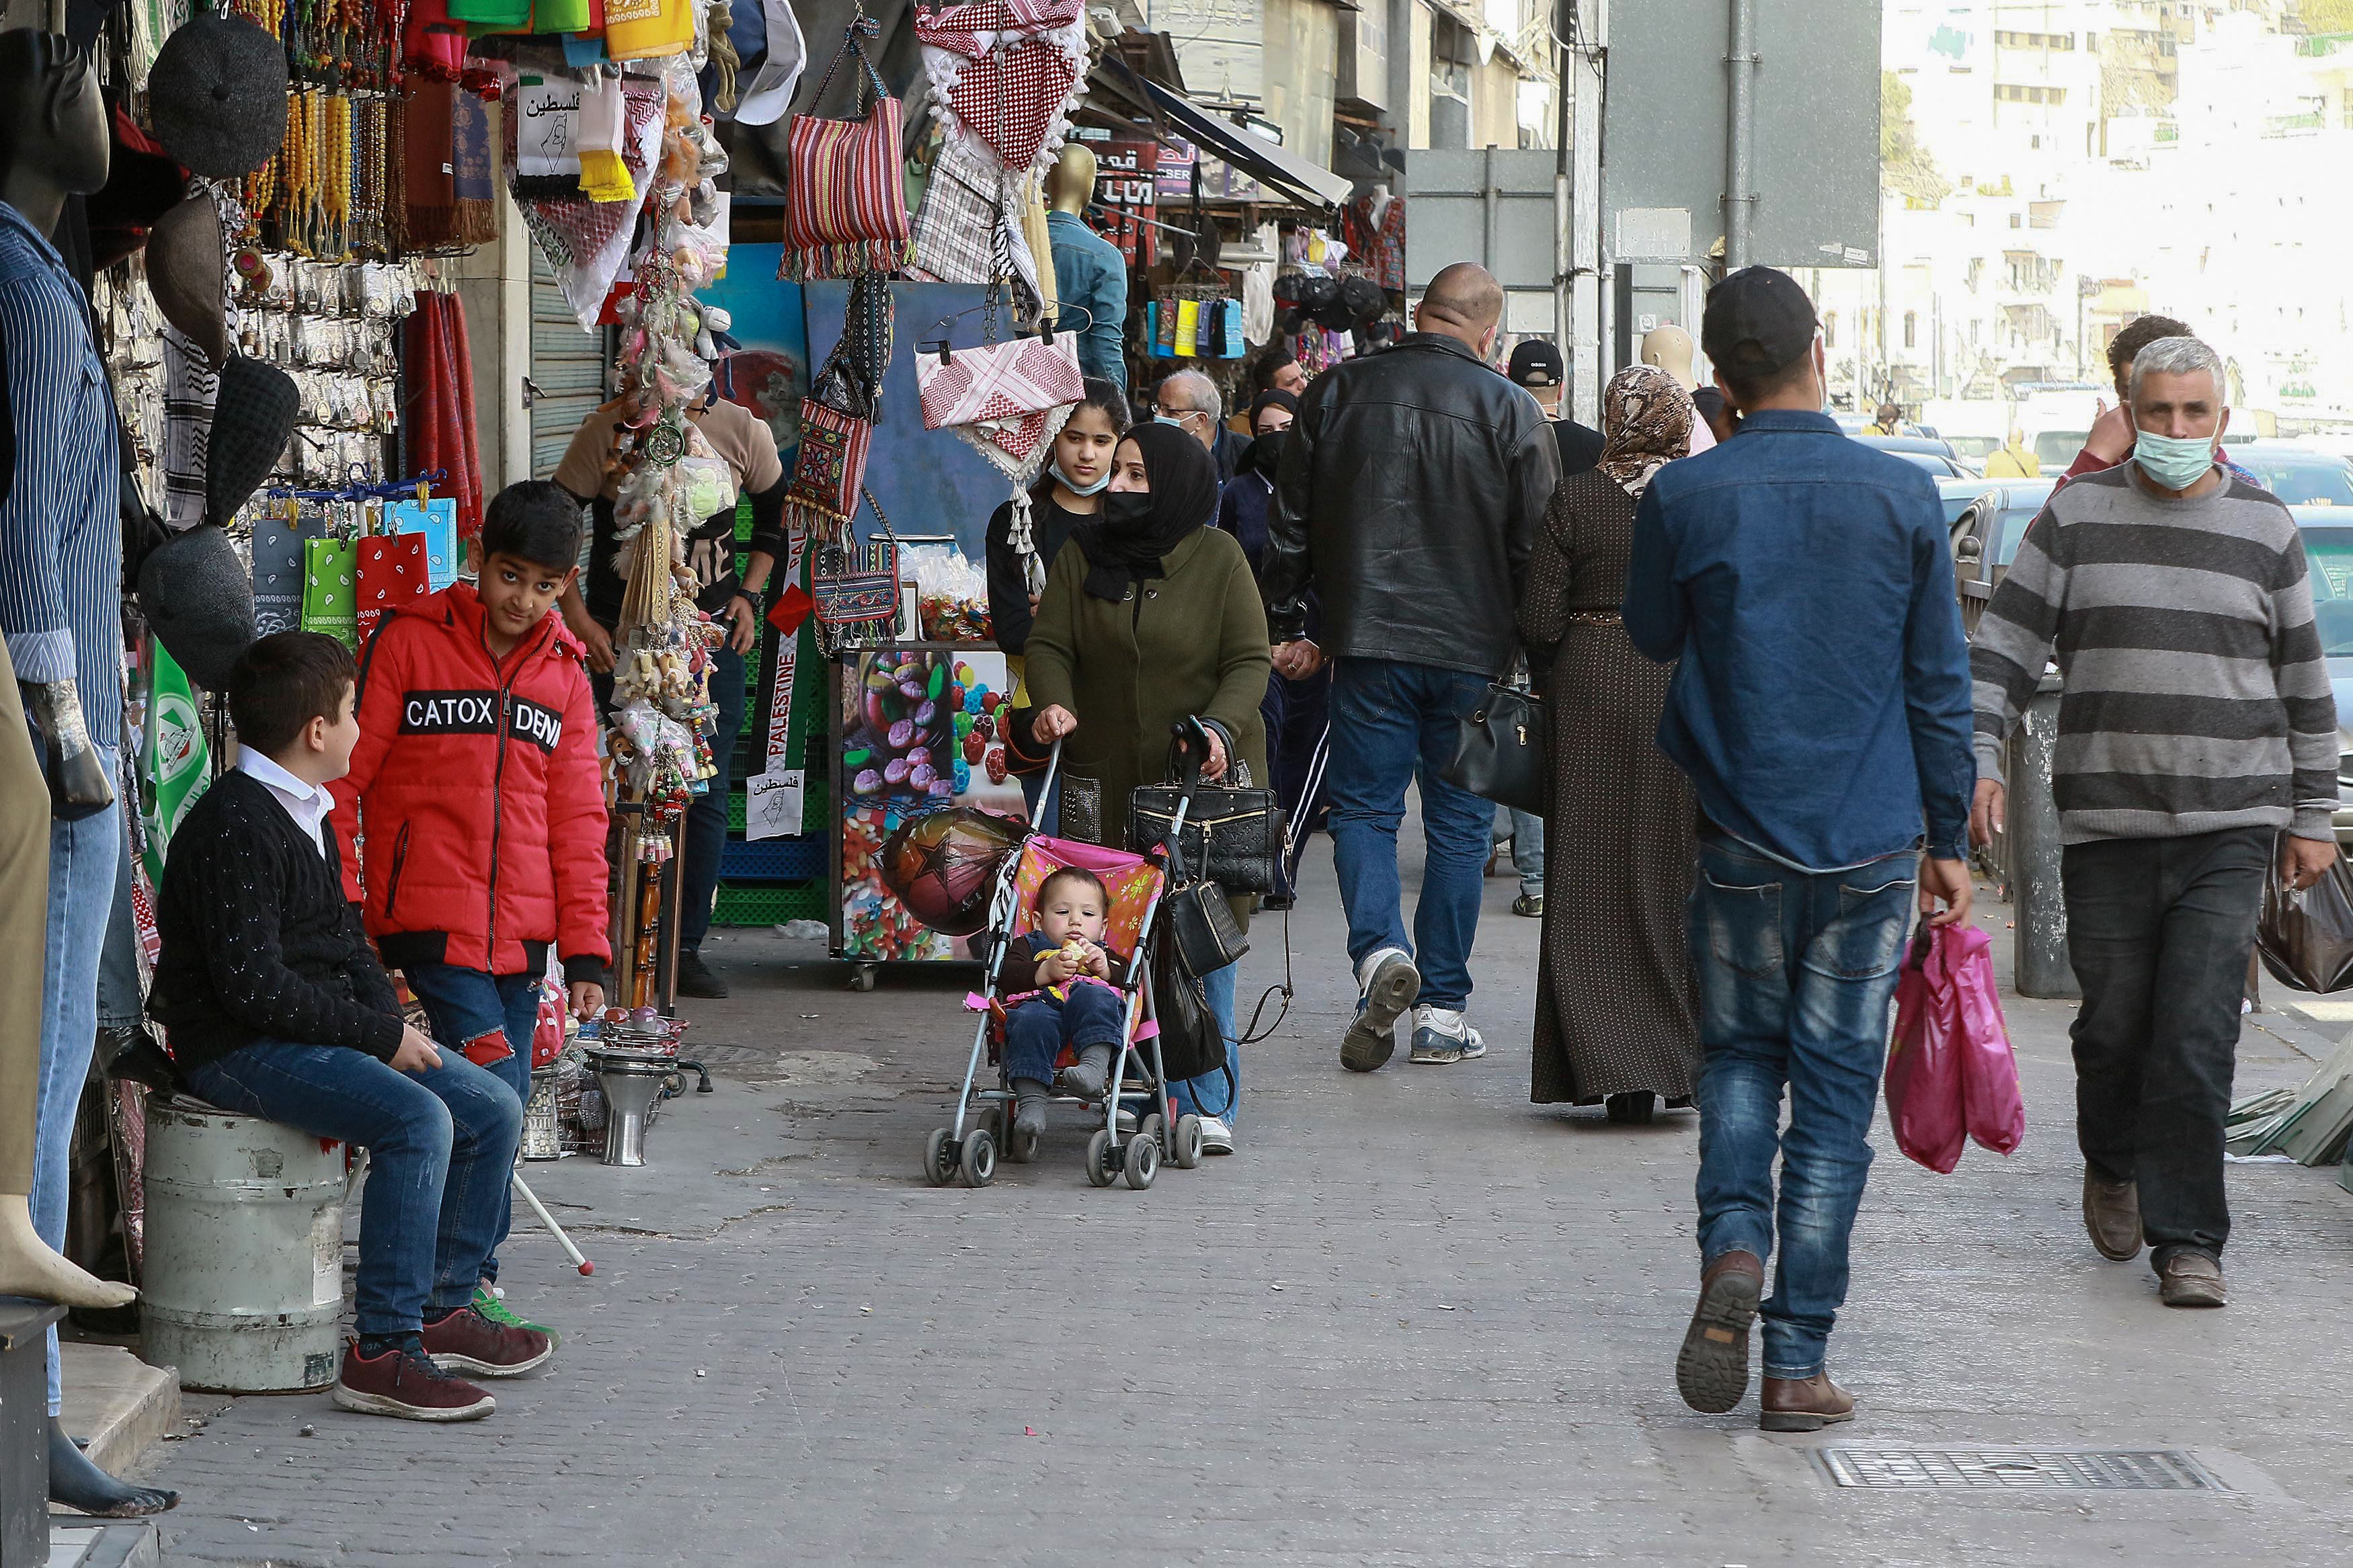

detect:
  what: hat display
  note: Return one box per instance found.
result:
[144,195,229,366]
[1507,338,1564,388]
[731,0,809,126]
[147,13,289,179]
[138,524,255,692]
[1701,265,1819,381]
[204,356,300,528]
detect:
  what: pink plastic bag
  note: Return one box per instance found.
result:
[1885,923,2025,1171]
[1886,930,1966,1173]
[1948,924,2026,1156]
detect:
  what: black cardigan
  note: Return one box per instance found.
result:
[149,770,406,1072]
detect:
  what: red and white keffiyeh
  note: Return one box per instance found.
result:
[916,0,1088,183]
[915,331,1084,479]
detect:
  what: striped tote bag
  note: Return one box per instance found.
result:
[782,20,909,280]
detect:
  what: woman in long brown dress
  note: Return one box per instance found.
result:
[1518,364,1700,1123]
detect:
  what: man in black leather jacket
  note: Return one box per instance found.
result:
[1261,262,1560,1073]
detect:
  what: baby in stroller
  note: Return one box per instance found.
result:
[1000,866,1131,1158]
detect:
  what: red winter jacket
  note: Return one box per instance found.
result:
[329,584,611,982]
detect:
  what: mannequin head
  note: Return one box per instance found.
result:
[1046,143,1099,216]
[1640,325,1698,391]
[0,30,108,237]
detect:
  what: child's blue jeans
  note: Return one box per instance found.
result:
[403,964,539,1283]
[1002,983,1125,1084]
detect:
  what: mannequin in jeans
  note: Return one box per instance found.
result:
[0,27,177,1516]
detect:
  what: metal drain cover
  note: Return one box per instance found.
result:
[1815,1448,2227,1491]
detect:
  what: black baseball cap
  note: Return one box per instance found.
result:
[1702,266,1819,379]
[1507,338,1564,388]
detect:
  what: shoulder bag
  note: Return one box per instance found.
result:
[1127,719,1283,896]
[1439,681,1548,815]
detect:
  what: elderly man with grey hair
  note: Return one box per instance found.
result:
[1970,334,2338,1310]
[1153,368,1240,481]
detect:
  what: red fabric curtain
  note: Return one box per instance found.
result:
[402,292,485,539]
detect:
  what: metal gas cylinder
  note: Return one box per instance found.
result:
[139,1096,346,1393]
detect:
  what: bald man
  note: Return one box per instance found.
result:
[1262,261,1561,1073]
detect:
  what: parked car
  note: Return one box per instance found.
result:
[1948,479,2059,629]
[2294,510,2353,847]
[2229,444,2353,507]
[1851,434,1972,478]
[1937,476,1997,527]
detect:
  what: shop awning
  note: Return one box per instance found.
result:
[1140,81,1355,212]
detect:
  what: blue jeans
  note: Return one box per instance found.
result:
[1172,962,1239,1122]
[403,964,539,1283]
[1689,833,1915,1381]
[1002,981,1125,1084]
[1494,804,1545,898]
[1324,659,1494,1010]
[37,747,118,1414]
[186,1042,523,1336]
[681,642,746,954]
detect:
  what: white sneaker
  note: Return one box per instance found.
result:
[1197,1114,1235,1155]
[1342,946,1421,1073]
[1409,1005,1485,1065]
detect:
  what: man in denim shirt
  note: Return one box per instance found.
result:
[1623,267,1976,1434]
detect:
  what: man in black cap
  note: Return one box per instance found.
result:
[1263,260,1561,1073]
[1623,265,1975,1434]
[1505,337,1603,477]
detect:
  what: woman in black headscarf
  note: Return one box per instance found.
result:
[1024,423,1270,1153]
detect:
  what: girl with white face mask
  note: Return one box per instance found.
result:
[986,378,1132,828]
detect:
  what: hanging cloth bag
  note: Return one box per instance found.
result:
[301,535,359,651]
[356,529,432,648]
[809,487,902,652]
[781,16,910,281]
[603,0,694,60]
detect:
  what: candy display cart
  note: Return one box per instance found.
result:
[831,644,1028,987]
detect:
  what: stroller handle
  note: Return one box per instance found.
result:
[1031,737,1065,832]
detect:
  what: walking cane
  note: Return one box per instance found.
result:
[512,1171,595,1276]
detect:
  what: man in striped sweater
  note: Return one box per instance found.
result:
[1969,335,2338,1309]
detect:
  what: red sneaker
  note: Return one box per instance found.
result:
[421,1305,555,1377]
[331,1341,495,1421]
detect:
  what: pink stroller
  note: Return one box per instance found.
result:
[920,744,1207,1190]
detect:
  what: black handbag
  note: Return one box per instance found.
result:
[1440,682,1548,815]
[1148,939,1229,1082]
[1127,721,1284,895]
[1163,879,1248,981]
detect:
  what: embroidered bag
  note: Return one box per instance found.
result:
[809,487,901,651]
[782,17,910,280]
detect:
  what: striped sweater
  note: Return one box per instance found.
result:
[1970,464,2338,843]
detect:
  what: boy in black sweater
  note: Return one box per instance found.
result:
[149,632,555,1421]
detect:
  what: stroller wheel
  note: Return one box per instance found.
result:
[1123,1131,1159,1190]
[958,1128,998,1188]
[1605,1091,1657,1126]
[922,1128,955,1187]
[1084,1128,1117,1188]
[1138,1112,1166,1156]
[1172,1113,1204,1169]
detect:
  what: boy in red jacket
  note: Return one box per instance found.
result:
[333,481,610,1336]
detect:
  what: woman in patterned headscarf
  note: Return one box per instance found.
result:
[1517,364,1702,1125]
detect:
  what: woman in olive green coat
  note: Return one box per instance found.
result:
[1023,423,1270,1151]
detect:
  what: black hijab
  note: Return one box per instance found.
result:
[1071,423,1222,602]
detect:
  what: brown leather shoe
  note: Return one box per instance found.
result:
[1675,1250,1763,1414]
[1760,1372,1855,1432]
[2157,1251,2227,1308]
[2083,1167,2141,1262]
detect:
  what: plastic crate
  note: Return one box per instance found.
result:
[713,880,828,927]
[727,788,746,833]
[719,837,825,880]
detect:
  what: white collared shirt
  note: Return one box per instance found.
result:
[235,746,333,860]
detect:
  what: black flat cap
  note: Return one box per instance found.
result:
[149,14,288,178]
[1702,266,1819,380]
[204,356,299,528]
[138,525,255,691]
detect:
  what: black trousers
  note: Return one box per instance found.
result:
[2061,827,2271,1267]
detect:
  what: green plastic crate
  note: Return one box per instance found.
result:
[727,788,747,833]
[713,880,828,927]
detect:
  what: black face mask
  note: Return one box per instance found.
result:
[1244,430,1288,477]
[1102,490,1157,530]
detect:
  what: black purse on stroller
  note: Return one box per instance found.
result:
[1135,719,1250,982]
[1149,940,1229,1083]
[1127,719,1284,896]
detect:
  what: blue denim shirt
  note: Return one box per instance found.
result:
[1047,210,1128,393]
[0,199,121,750]
[1622,409,1974,869]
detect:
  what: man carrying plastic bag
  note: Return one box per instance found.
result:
[1886,923,2026,1173]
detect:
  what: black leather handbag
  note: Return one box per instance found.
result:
[1127,720,1284,895]
[1149,939,1230,1081]
[1163,878,1248,981]
[1440,682,1548,815]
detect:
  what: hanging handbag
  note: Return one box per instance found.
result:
[1148,936,1230,1083]
[809,487,901,651]
[1135,719,1251,979]
[1126,720,1283,896]
[354,529,431,647]
[301,535,359,651]
[1440,681,1548,815]
[782,16,910,280]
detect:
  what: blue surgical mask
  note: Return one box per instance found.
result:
[1155,414,1191,429]
[2132,429,2217,491]
[1055,460,1109,496]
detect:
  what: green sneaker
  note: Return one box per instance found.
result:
[472,1284,558,1346]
